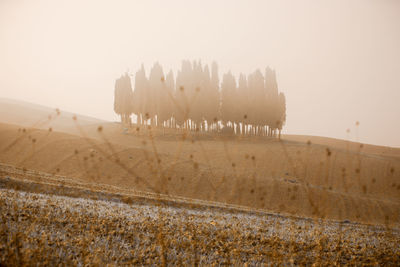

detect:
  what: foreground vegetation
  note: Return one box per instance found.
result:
[0,104,399,265]
[1,170,399,266]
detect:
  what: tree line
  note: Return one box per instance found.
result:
[114,60,286,137]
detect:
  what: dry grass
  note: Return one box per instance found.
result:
[1,177,399,266]
[1,121,399,225]
[0,101,400,265]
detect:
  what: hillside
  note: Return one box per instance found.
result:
[1,165,399,265]
[283,134,400,159]
[1,99,400,264]
[0,99,399,225]
[0,98,105,135]
[1,117,399,225]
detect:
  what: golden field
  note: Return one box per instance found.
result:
[0,99,399,265]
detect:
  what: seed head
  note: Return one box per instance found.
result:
[326,148,331,156]
[362,185,367,194]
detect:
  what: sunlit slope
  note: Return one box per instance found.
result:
[1,122,399,225]
[0,98,105,134]
[283,134,400,159]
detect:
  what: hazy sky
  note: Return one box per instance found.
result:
[1,0,399,147]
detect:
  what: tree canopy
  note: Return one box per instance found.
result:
[114,61,286,137]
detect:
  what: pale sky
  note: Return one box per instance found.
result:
[0,0,399,147]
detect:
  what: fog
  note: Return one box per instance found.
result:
[0,0,399,147]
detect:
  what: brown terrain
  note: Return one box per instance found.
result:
[1,98,399,225]
[1,98,400,265]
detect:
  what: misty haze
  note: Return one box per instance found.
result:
[0,0,399,265]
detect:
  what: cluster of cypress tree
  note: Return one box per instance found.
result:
[114,60,286,137]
